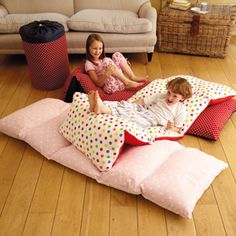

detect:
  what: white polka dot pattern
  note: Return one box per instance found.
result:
[60,76,236,171]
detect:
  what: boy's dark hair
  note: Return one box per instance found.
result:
[167,77,193,100]
[86,34,105,62]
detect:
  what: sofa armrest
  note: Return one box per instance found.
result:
[138,1,157,33]
[0,4,8,18]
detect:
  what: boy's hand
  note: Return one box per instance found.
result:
[167,121,180,133]
[167,121,174,130]
[133,98,144,106]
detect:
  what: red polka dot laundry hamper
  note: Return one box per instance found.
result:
[19,20,69,90]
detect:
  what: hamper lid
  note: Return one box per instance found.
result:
[159,4,236,26]
[19,20,65,43]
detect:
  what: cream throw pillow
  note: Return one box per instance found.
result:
[68,9,152,33]
[0,13,69,33]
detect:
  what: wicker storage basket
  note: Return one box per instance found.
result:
[157,4,236,58]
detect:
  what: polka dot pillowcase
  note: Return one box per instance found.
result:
[60,75,236,171]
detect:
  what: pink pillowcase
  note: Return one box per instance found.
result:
[141,147,227,218]
[24,109,71,158]
[0,98,70,139]
[0,98,228,219]
[187,98,236,140]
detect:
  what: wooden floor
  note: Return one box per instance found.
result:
[0,37,236,236]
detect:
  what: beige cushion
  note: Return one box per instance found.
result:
[68,9,152,33]
[0,0,74,16]
[0,13,69,33]
[0,4,8,17]
[74,0,148,12]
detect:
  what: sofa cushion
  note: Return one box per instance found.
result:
[0,4,8,17]
[0,13,69,33]
[74,0,148,13]
[68,9,152,33]
[0,0,74,16]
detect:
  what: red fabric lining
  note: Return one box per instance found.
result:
[124,130,183,145]
[208,96,233,106]
[187,98,236,140]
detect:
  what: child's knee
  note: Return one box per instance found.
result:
[112,52,127,67]
[102,57,114,67]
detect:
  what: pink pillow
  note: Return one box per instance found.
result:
[0,98,228,218]
[0,98,70,139]
[141,147,228,218]
[53,140,227,218]
[187,98,236,140]
[98,141,183,194]
[24,109,71,159]
[51,145,101,180]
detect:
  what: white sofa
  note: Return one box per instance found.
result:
[0,0,157,61]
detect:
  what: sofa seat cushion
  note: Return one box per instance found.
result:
[68,9,152,33]
[0,13,69,33]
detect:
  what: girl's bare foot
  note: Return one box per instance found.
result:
[88,90,96,112]
[125,80,145,89]
[132,75,149,82]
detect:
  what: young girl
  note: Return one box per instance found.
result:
[85,34,148,94]
[88,77,192,132]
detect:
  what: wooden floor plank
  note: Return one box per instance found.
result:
[0,139,26,215]
[137,197,167,236]
[22,160,64,236]
[0,147,43,235]
[80,179,110,236]
[199,138,236,236]
[110,189,138,236]
[51,169,86,236]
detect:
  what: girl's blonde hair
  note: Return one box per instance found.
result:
[86,34,105,62]
[167,77,192,100]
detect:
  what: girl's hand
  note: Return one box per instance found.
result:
[104,64,115,77]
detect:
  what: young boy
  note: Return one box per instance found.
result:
[88,77,192,133]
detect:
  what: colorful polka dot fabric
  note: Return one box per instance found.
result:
[60,75,236,171]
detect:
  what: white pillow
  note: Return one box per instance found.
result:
[68,9,152,33]
[0,13,69,33]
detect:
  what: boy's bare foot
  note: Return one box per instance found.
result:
[94,91,111,114]
[88,90,96,112]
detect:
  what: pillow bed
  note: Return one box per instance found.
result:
[0,95,228,219]
[60,75,236,171]
[63,64,149,103]
[187,98,236,140]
